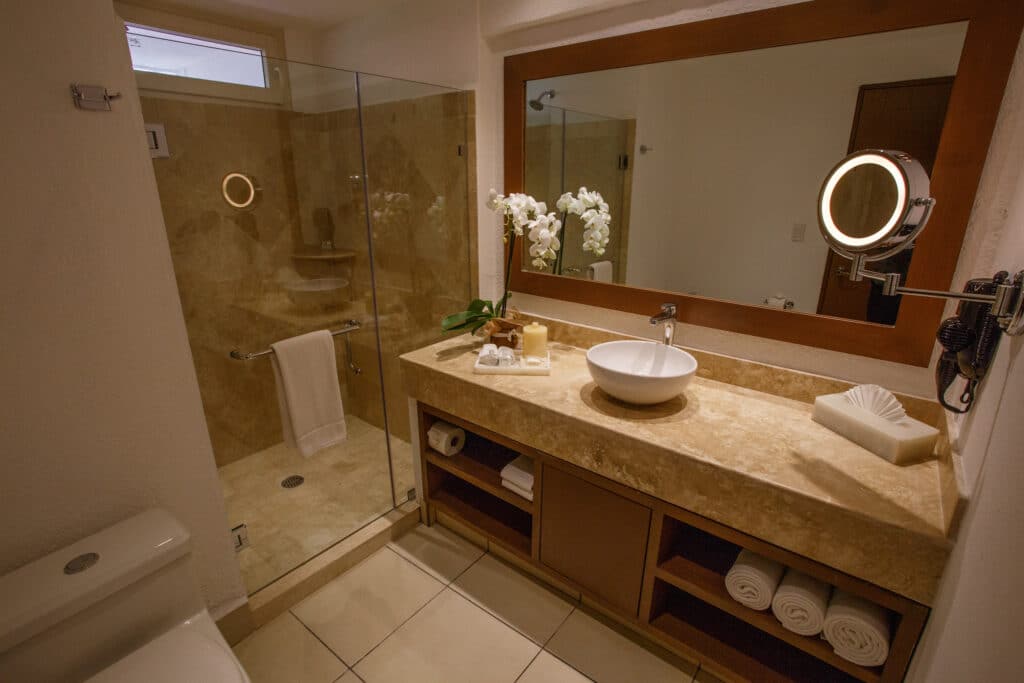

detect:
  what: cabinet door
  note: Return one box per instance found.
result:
[540,464,652,615]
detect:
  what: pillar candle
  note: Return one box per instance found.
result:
[522,321,548,358]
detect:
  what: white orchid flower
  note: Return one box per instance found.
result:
[557,187,612,256]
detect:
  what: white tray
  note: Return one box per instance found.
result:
[473,350,550,375]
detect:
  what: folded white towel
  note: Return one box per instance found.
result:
[500,454,534,490]
[724,549,785,611]
[501,477,534,502]
[587,260,613,283]
[823,590,891,667]
[771,570,832,636]
[270,330,347,458]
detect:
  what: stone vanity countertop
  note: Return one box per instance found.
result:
[401,335,952,605]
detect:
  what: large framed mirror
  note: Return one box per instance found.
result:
[505,0,1024,366]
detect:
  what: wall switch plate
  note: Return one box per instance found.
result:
[231,523,250,552]
[407,488,417,502]
[791,223,807,242]
[145,123,169,159]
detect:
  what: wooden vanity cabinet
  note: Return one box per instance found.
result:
[416,404,929,683]
[539,464,651,615]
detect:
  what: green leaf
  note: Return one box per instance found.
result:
[467,298,496,315]
[444,316,493,333]
[441,310,491,331]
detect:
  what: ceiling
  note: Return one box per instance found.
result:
[154,0,405,28]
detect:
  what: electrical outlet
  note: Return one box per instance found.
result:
[791,223,807,242]
[231,523,250,552]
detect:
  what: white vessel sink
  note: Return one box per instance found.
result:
[586,340,697,405]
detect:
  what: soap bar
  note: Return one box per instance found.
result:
[812,393,939,465]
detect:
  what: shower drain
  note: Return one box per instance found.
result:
[281,475,305,489]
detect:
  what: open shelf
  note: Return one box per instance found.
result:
[424,433,533,512]
[650,580,862,683]
[428,474,533,558]
[657,513,743,573]
[290,248,357,262]
[653,513,886,683]
[655,557,880,682]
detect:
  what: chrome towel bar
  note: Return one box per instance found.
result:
[229,320,362,361]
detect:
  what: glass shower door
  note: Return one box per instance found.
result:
[135,42,397,594]
[356,73,474,504]
[523,104,634,283]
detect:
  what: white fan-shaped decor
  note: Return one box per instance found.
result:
[842,384,906,422]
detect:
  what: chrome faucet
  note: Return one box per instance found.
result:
[649,303,677,346]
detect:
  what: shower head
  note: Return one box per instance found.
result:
[529,90,556,111]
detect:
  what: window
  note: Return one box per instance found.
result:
[126,24,268,88]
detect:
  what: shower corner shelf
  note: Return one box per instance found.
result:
[291,248,357,262]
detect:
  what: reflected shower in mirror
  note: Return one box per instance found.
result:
[522,22,966,324]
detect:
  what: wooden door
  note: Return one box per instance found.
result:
[817,77,953,321]
[540,464,651,615]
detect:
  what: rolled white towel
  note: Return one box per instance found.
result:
[724,549,785,611]
[822,590,891,667]
[771,570,832,636]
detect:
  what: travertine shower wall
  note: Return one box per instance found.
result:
[143,89,473,467]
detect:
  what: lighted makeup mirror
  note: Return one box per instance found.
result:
[818,150,933,261]
[819,149,1024,411]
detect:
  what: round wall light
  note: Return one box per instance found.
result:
[221,172,261,210]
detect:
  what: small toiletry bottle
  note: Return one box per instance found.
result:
[479,343,499,366]
[497,346,515,367]
[522,322,548,359]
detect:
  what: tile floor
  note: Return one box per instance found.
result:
[219,416,415,593]
[235,523,722,682]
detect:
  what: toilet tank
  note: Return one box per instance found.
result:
[0,509,205,683]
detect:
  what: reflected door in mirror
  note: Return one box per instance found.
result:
[817,77,953,323]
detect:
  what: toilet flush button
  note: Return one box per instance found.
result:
[64,552,100,575]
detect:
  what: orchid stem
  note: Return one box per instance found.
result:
[501,229,515,318]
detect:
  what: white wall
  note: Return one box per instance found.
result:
[527,67,641,121]
[314,0,478,90]
[907,74,1024,675]
[0,0,245,614]
[628,24,963,311]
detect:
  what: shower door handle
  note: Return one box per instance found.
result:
[343,332,362,375]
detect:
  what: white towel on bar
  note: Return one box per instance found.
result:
[724,549,785,611]
[270,330,347,458]
[823,590,891,667]
[501,478,534,502]
[500,454,534,490]
[771,569,832,636]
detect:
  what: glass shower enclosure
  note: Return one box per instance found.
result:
[524,104,634,283]
[131,34,473,593]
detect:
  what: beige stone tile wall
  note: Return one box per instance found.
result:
[143,88,474,469]
[143,96,374,466]
[358,90,475,442]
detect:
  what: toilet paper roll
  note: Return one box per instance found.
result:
[427,421,465,457]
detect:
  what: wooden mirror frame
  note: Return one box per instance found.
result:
[505,0,1024,366]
